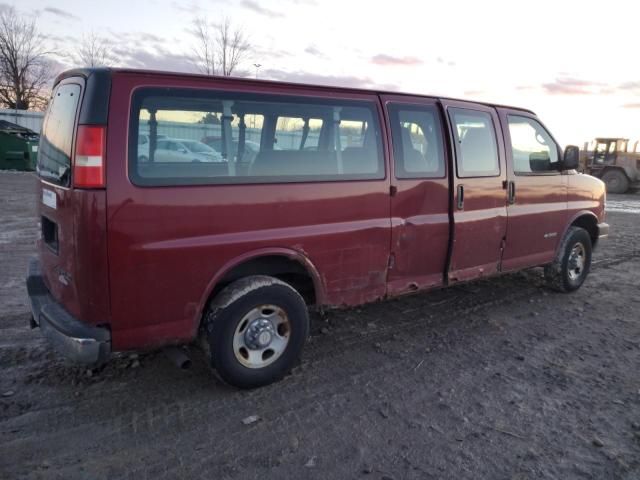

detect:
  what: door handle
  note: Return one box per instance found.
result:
[508,181,516,204]
[457,184,464,210]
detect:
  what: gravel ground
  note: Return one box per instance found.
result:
[1,171,639,480]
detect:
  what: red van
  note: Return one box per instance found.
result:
[27,68,608,388]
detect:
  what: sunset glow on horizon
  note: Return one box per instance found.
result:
[12,0,640,147]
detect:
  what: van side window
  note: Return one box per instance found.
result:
[129,89,384,186]
[340,120,369,149]
[449,108,500,178]
[507,116,559,174]
[388,104,445,178]
[274,117,322,150]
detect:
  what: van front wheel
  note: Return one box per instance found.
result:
[544,226,592,292]
[203,275,309,389]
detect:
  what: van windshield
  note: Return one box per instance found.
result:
[37,83,81,186]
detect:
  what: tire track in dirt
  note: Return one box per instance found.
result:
[3,253,639,479]
[2,174,639,479]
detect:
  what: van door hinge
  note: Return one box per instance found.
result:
[389,185,398,197]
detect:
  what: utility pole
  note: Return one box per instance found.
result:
[253,63,262,79]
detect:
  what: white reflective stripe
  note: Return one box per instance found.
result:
[75,155,102,167]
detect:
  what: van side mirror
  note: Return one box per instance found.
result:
[560,145,580,170]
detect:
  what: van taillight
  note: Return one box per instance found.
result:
[74,125,105,188]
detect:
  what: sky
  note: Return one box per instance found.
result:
[8,0,640,147]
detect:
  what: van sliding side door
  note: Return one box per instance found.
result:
[381,95,450,295]
[441,100,508,282]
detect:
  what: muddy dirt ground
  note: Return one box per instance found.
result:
[1,171,639,480]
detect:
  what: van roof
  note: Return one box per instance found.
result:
[55,67,536,115]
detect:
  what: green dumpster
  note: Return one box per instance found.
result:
[0,120,40,171]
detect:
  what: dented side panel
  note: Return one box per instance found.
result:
[381,94,451,297]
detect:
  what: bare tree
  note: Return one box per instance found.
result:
[0,7,52,110]
[192,17,251,76]
[192,17,216,75]
[75,32,113,68]
[217,18,250,76]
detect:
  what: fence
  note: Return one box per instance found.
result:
[0,112,352,150]
[140,121,324,150]
[0,109,44,132]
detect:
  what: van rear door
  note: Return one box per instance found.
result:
[36,73,110,325]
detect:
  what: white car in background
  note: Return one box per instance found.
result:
[137,134,167,161]
[140,137,225,163]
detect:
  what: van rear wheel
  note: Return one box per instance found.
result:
[544,226,592,292]
[203,275,309,389]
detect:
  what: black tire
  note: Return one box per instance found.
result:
[601,169,629,194]
[203,275,309,389]
[544,227,592,292]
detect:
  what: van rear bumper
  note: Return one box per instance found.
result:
[26,258,111,365]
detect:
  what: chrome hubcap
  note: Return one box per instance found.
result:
[233,305,290,369]
[244,318,275,349]
[568,242,586,281]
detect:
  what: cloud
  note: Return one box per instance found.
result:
[110,45,195,73]
[437,56,456,67]
[252,46,292,60]
[541,77,607,95]
[138,32,165,43]
[240,0,284,18]
[262,68,398,91]
[623,103,640,109]
[538,76,640,96]
[619,81,640,92]
[43,6,80,21]
[304,45,326,58]
[170,1,202,14]
[371,54,423,66]
[106,30,168,50]
[47,34,77,44]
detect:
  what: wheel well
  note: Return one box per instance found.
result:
[571,215,598,247]
[209,255,317,306]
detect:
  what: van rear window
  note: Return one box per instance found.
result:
[128,88,384,186]
[37,83,81,186]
